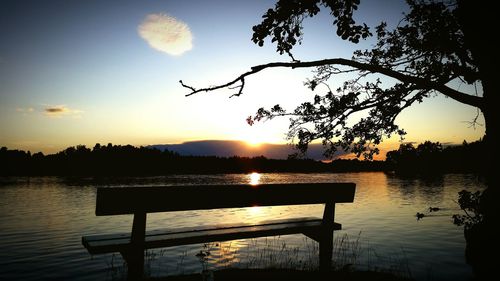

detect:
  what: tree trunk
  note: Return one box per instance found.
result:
[457,2,499,279]
[465,106,499,280]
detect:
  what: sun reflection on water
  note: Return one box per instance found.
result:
[249,172,261,186]
[246,172,264,222]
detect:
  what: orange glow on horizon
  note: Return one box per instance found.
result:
[244,139,263,148]
[246,142,261,148]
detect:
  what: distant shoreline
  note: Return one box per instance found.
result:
[1,140,484,176]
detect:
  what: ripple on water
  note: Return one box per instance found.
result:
[0,173,485,281]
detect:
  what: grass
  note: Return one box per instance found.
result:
[105,232,413,281]
[146,268,412,281]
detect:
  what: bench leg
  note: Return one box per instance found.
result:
[121,249,144,281]
[124,212,147,280]
[319,202,335,272]
[319,230,333,272]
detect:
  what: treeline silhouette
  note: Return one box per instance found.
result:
[0,143,386,176]
[1,140,483,176]
[386,139,485,175]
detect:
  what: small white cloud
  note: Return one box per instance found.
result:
[138,13,193,56]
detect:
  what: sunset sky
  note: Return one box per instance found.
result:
[0,0,484,157]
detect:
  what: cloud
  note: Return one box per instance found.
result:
[16,107,35,113]
[138,13,193,56]
[45,107,65,113]
[44,105,82,117]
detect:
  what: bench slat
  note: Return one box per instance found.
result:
[82,217,341,255]
[82,217,322,243]
[96,183,355,215]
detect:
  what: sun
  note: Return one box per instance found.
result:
[243,134,264,147]
[231,123,287,149]
[245,139,262,147]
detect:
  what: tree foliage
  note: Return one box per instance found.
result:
[453,190,483,230]
[385,139,485,174]
[2,145,385,176]
[181,0,485,160]
[179,2,498,275]
[251,0,370,57]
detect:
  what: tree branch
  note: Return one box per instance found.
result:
[181,58,484,109]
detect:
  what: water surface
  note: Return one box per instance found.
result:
[0,173,484,280]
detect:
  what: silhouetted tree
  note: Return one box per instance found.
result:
[386,140,485,174]
[4,144,383,176]
[181,1,497,277]
[386,143,417,173]
[182,0,494,159]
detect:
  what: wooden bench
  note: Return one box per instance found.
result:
[82,183,356,279]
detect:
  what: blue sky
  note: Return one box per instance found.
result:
[0,0,484,156]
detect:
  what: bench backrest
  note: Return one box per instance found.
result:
[95,183,356,216]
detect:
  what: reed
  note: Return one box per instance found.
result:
[105,232,412,280]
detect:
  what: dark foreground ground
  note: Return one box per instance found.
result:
[146,268,413,281]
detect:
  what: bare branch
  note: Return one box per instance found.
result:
[181,58,484,109]
[229,78,245,98]
[179,80,196,92]
[462,108,484,129]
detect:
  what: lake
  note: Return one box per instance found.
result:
[0,172,485,281]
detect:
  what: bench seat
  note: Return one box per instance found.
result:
[83,217,341,255]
